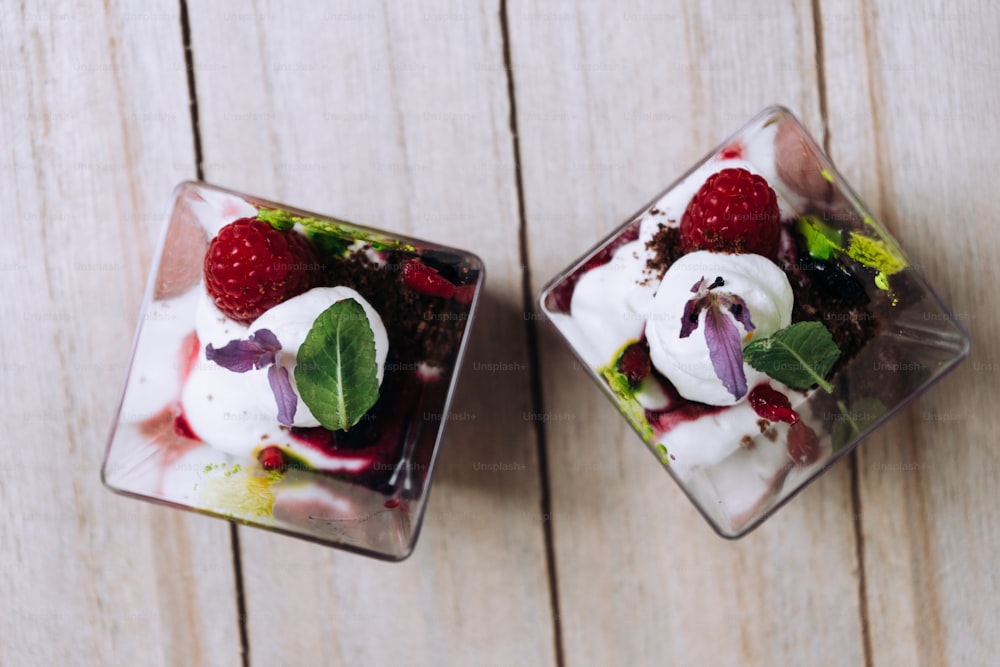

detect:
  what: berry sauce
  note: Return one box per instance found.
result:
[748,384,799,425]
[644,374,727,439]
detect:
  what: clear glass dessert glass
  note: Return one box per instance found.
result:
[103,182,484,560]
[538,106,970,538]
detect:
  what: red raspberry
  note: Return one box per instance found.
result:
[618,342,651,385]
[679,168,781,260]
[204,218,319,324]
[453,284,476,304]
[787,421,821,466]
[258,446,287,472]
[402,259,456,299]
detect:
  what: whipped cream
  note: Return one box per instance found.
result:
[249,286,389,427]
[645,251,793,406]
[540,151,825,529]
[182,286,388,459]
[567,241,656,366]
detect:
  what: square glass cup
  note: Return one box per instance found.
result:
[538,106,970,538]
[103,182,484,560]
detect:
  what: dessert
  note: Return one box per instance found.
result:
[539,107,970,537]
[103,183,484,560]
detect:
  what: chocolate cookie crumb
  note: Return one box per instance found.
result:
[645,225,685,279]
[323,248,474,370]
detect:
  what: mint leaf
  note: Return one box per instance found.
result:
[743,321,841,392]
[294,299,379,431]
[832,398,886,451]
[256,207,415,255]
[308,231,350,257]
[256,208,295,231]
[795,215,843,260]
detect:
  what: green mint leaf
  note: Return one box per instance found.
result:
[308,231,350,257]
[846,232,908,276]
[832,398,887,451]
[257,208,296,231]
[257,207,415,255]
[743,321,841,392]
[294,298,380,431]
[795,215,843,260]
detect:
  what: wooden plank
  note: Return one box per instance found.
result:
[186,1,556,664]
[511,2,868,664]
[0,3,241,666]
[821,0,1000,664]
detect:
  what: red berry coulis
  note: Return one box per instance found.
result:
[748,384,800,425]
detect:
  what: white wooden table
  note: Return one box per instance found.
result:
[3,2,998,665]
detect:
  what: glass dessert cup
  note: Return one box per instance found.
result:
[538,106,970,538]
[103,182,484,560]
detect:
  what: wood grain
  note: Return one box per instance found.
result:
[821,0,1000,664]
[510,1,866,664]
[3,0,998,664]
[185,1,556,664]
[0,2,241,666]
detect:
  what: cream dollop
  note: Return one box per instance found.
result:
[645,251,793,406]
[182,286,389,460]
[248,286,389,427]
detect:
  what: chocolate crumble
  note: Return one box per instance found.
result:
[644,224,684,280]
[322,248,474,369]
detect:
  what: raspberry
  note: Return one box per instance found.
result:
[748,384,799,424]
[453,284,476,304]
[679,168,781,260]
[618,342,651,385]
[258,446,287,472]
[204,218,319,324]
[402,259,456,299]
[787,421,821,466]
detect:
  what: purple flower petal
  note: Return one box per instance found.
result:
[680,294,709,338]
[251,328,281,352]
[690,276,706,293]
[267,364,298,426]
[721,293,755,333]
[205,328,282,372]
[703,305,748,400]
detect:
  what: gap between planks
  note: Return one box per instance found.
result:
[174,2,563,666]
[178,2,250,666]
[810,1,873,665]
[498,1,566,665]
